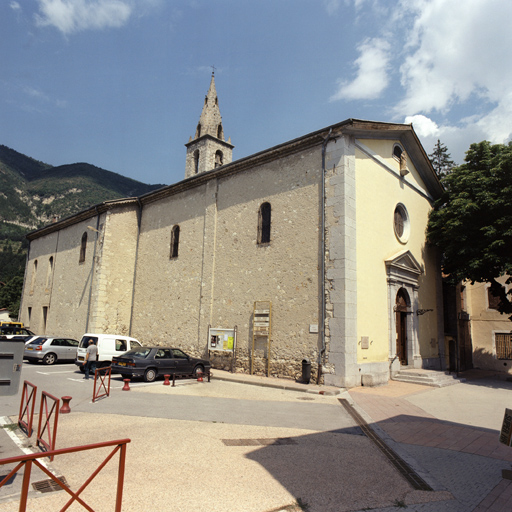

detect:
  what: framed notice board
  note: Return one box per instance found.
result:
[208,326,237,373]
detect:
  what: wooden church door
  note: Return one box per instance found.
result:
[396,290,408,365]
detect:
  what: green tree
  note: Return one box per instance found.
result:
[427,140,512,317]
[429,139,455,181]
[0,275,24,318]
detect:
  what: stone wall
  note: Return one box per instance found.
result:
[132,145,324,373]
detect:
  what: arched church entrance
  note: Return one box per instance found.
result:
[386,250,423,373]
[395,288,410,365]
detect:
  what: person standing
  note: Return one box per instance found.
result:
[84,339,98,380]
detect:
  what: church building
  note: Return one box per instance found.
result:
[19,73,445,388]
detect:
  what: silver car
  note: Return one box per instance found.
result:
[24,336,79,365]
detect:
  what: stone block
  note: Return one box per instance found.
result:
[361,373,389,387]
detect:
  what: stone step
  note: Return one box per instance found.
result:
[392,369,465,387]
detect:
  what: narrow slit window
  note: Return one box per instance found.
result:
[170,225,180,258]
[46,256,54,289]
[258,202,271,244]
[79,232,87,263]
[30,260,38,293]
[194,150,200,174]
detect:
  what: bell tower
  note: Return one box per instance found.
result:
[185,71,234,179]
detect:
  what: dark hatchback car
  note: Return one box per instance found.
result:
[111,347,211,382]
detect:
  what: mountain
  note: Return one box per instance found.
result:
[0,144,165,235]
[0,145,166,316]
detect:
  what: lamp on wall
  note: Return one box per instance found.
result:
[417,308,434,316]
[87,226,100,234]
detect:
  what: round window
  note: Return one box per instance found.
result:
[394,204,410,243]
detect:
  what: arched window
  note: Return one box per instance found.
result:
[393,144,403,161]
[79,232,87,263]
[170,225,180,259]
[46,256,54,289]
[194,150,200,174]
[258,202,271,244]
[215,150,223,168]
[217,124,223,139]
[196,123,202,138]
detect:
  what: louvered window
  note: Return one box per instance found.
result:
[496,333,512,360]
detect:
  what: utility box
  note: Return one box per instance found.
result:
[0,337,24,396]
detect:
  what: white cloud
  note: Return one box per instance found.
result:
[333,0,512,160]
[404,114,439,138]
[10,1,21,11]
[22,86,68,109]
[35,0,132,35]
[330,37,391,101]
[324,0,341,16]
[395,0,512,115]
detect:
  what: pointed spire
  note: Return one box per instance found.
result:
[193,72,225,141]
[185,71,234,179]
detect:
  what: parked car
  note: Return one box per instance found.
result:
[75,333,142,370]
[0,325,36,342]
[111,347,211,382]
[24,336,80,365]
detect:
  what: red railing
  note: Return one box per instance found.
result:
[0,438,130,512]
[93,366,112,403]
[37,391,60,461]
[18,380,37,437]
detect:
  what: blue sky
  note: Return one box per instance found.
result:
[2,0,511,186]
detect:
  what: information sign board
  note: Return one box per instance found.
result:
[499,408,512,447]
[208,327,236,352]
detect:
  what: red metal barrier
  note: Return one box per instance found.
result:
[93,366,111,403]
[0,438,130,512]
[18,380,37,437]
[37,391,60,461]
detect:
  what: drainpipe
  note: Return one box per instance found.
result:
[317,129,336,384]
[128,198,143,336]
[18,238,31,323]
[85,207,100,333]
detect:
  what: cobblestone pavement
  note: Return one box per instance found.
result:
[348,370,512,512]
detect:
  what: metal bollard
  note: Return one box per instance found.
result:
[61,396,72,414]
[122,379,130,391]
[163,375,170,386]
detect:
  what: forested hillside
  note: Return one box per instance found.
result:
[0,144,165,318]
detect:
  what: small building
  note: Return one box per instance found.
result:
[19,74,445,387]
[0,307,13,322]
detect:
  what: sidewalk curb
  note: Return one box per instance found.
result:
[211,371,342,396]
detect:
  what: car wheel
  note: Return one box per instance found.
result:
[144,368,157,382]
[43,353,57,365]
[193,365,204,378]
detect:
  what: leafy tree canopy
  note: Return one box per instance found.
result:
[429,139,455,181]
[427,140,512,317]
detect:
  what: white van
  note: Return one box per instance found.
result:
[75,333,142,370]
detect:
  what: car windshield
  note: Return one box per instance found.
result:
[123,347,151,359]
